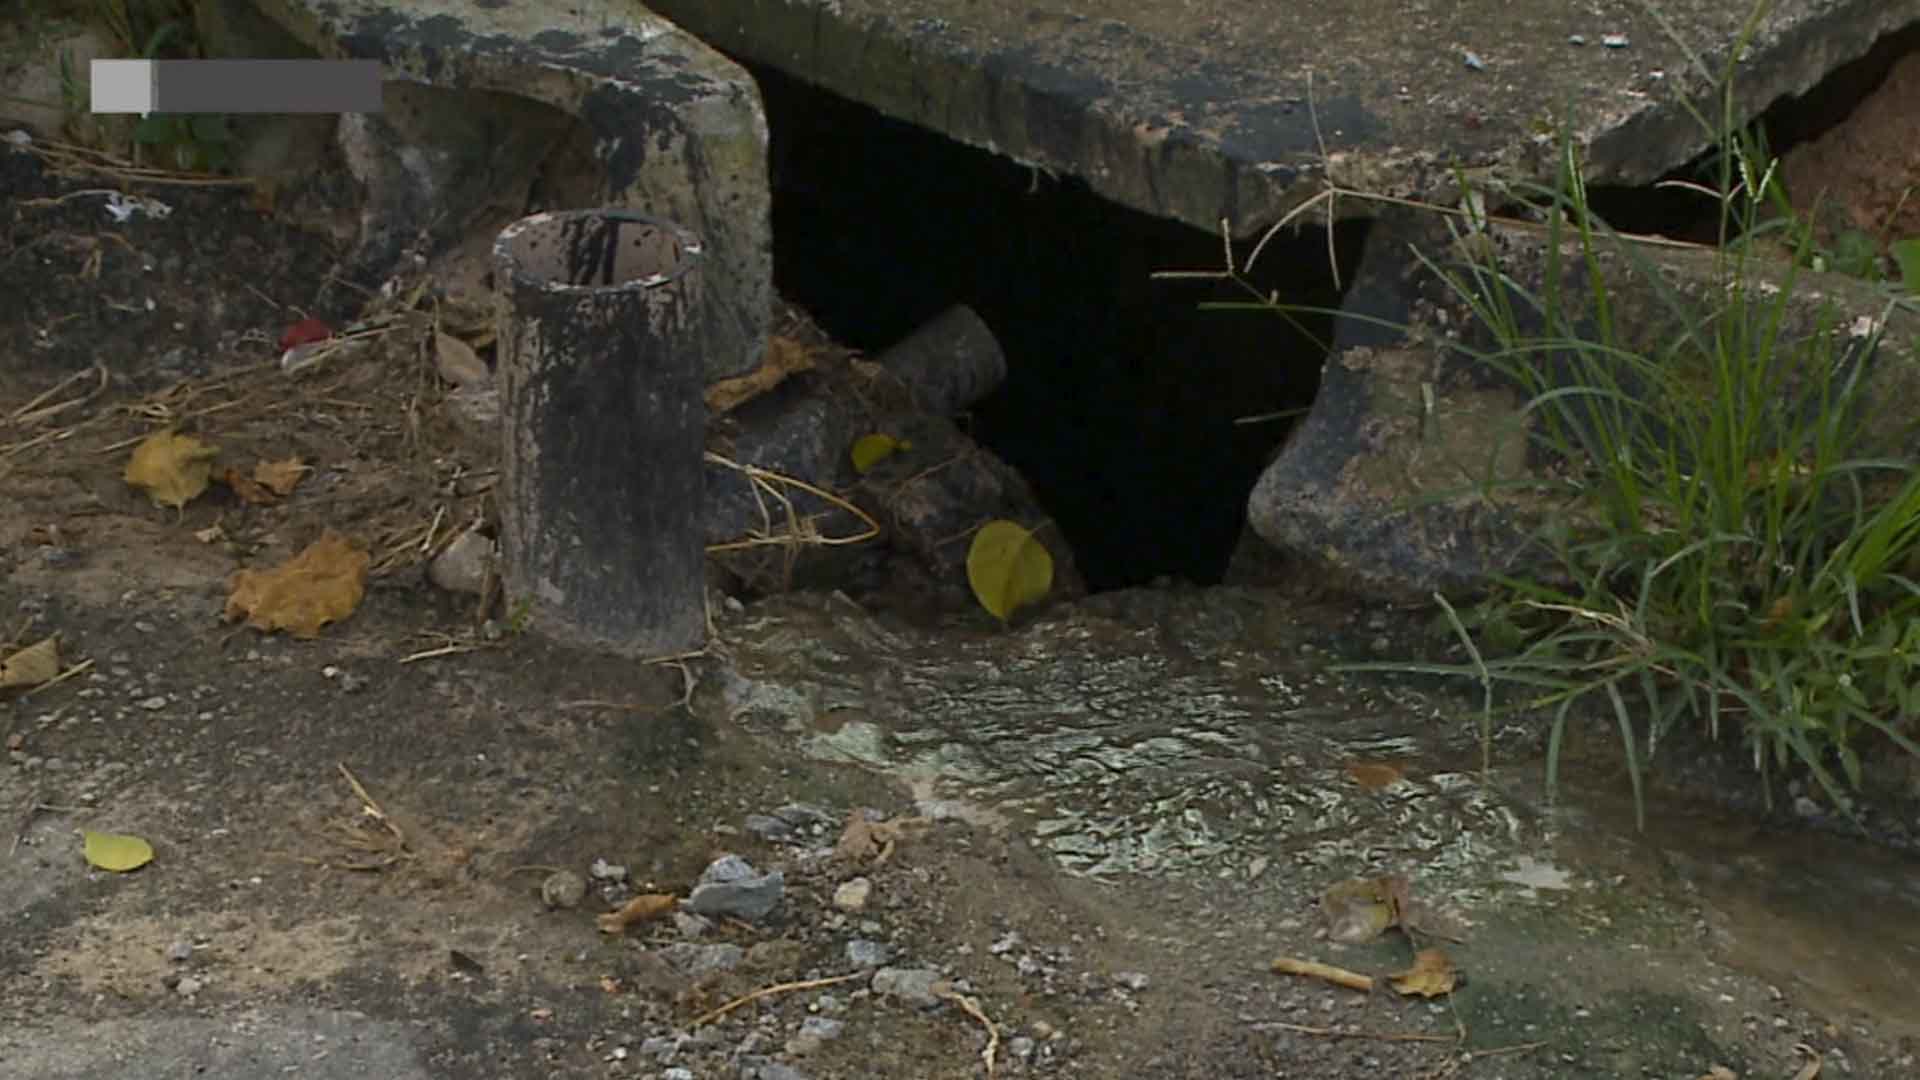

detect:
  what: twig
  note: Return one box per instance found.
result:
[937,987,1002,1078]
[688,972,865,1028]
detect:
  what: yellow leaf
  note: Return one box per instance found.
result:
[224,530,370,638]
[1387,948,1459,998]
[83,830,154,872]
[966,520,1053,621]
[0,636,60,688]
[850,433,907,474]
[124,430,218,511]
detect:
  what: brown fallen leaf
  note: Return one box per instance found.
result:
[1386,948,1459,998]
[254,457,310,496]
[222,466,276,505]
[224,530,369,638]
[0,636,60,688]
[704,335,816,414]
[1321,876,1406,944]
[833,811,930,865]
[1345,761,1405,790]
[125,429,218,511]
[596,893,677,934]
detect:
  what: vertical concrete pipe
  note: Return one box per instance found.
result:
[493,210,708,657]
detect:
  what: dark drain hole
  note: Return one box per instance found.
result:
[754,66,1369,591]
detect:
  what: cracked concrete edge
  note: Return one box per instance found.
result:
[648,0,1918,239]
[1250,207,1920,600]
[243,0,772,380]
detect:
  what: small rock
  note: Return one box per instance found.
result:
[1115,971,1150,991]
[428,529,494,596]
[745,814,796,843]
[1031,1019,1058,1039]
[662,1069,694,1080]
[871,966,945,1007]
[989,931,1022,955]
[589,857,627,882]
[685,856,784,921]
[164,940,193,963]
[174,974,204,997]
[138,696,167,711]
[845,938,891,968]
[786,1015,846,1056]
[540,870,587,910]
[832,877,872,912]
[658,942,743,977]
[1007,1036,1036,1064]
[1601,33,1629,49]
[672,911,712,938]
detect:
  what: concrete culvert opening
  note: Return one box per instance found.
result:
[753,66,1370,592]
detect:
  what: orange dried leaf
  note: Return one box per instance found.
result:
[596,893,677,934]
[224,530,369,638]
[222,466,276,505]
[254,458,310,496]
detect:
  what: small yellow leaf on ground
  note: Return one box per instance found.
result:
[124,429,218,510]
[82,830,154,872]
[850,433,908,474]
[254,457,309,496]
[1386,948,1459,998]
[966,520,1053,621]
[0,636,60,688]
[222,466,277,505]
[225,530,370,638]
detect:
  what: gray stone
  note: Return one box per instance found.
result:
[205,0,770,380]
[658,942,745,977]
[426,528,493,596]
[685,856,785,921]
[648,0,1914,237]
[844,938,891,967]
[539,870,587,910]
[870,966,946,1007]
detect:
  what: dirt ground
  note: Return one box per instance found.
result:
[5,46,1920,1080]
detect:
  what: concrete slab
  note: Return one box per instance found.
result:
[650,0,1919,236]
[217,0,772,379]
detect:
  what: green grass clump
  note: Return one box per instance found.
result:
[1395,1,1920,825]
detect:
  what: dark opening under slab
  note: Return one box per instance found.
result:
[757,66,1368,590]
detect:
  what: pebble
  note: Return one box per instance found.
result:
[138,696,167,711]
[685,856,784,921]
[871,966,945,1007]
[174,975,204,997]
[1115,971,1150,991]
[832,877,871,912]
[164,940,193,963]
[658,942,743,977]
[1007,1036,1036,1064]
[844,938,891,968]
[540,870,586,910]
[589,858,627,882]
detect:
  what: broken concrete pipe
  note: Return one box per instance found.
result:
[493,210,708,658]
